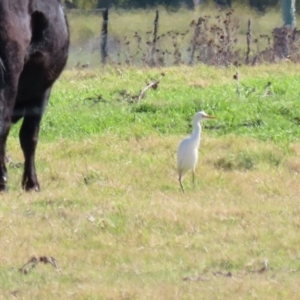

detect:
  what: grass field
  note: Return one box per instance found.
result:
[1,61,300,299]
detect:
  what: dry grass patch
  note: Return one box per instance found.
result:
[1,134,300,299]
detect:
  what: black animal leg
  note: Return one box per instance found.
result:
[0,67,22,191]
[20,89,51,191]
[0,116,11,191]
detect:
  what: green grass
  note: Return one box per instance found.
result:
[2,62,300,299]
[13,63,300,146]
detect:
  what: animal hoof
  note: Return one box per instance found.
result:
[0,176,8,192]
[25,185,40,192]
[22,180,40,192]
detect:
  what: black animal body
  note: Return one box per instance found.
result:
[0,0,69,191]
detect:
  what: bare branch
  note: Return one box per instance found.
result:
[19,256,61,275]
[137,72,165,102]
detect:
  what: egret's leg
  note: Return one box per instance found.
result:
[178,174,184,193]
[192,171,195,187]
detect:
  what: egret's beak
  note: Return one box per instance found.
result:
[205,115,216,119]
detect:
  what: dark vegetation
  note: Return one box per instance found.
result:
[64,0,291,12]
[73,8,300,67]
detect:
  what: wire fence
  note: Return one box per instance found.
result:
[66,8,300,69]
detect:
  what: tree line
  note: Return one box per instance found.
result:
[64,0,297,13]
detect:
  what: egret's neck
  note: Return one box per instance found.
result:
[191,121,202,147]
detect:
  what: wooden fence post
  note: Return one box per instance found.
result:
[149,10,159,66]
[189,18,202,65]
[101,8,109,65]
[245,19,251,64]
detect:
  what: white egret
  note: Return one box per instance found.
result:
[177,111,216,192]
